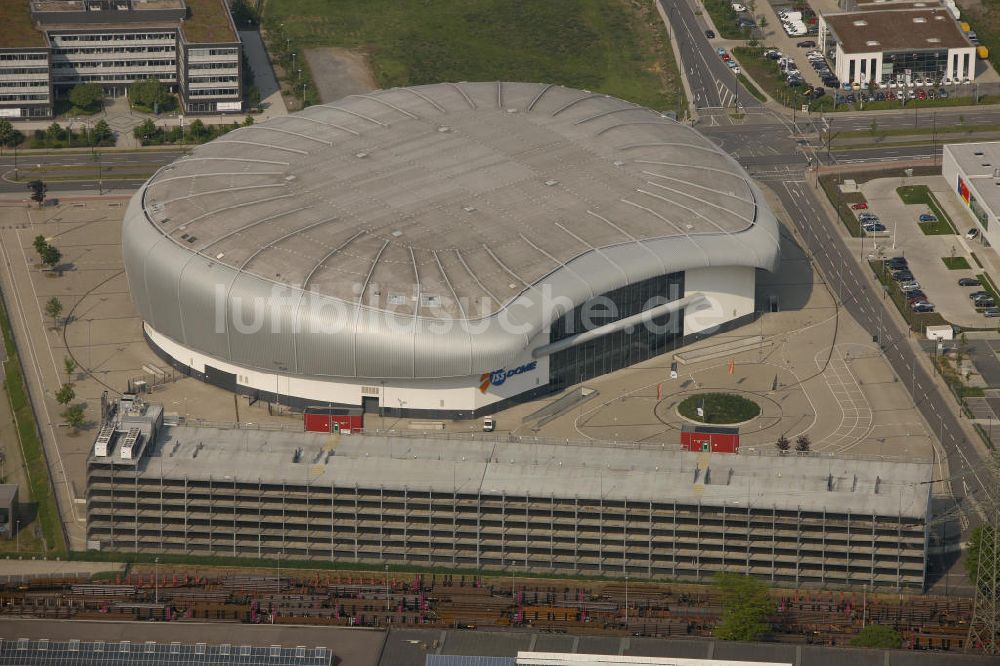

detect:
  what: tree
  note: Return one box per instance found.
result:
[39,243,61,268]
[795,434,811,453]
[0,119,15,150]
[188,119,209,141]
[713,572,773,641]
[27,180,47,208]
[45,297,63,327]
[133,118,158,145]
[850,624,902,649]
[69,82,104,112]
[91,119,113,146]
[247,84,261,111]
[243,114,255,126]
[61,403,85,431]
[965,524,998,586]
[45,122,65,146]
[868,119,880,142]
[776,434,790,453]
[33,234,48,256]
[55,383,75,406]
[64,356,77,382]
[129,77,169,110]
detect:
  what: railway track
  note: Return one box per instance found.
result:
[0,570,974,651]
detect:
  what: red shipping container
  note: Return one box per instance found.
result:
[303,406,364,433]
[680,424,739,453]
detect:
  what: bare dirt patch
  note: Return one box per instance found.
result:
[303,47,377,103]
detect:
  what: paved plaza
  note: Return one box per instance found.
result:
[0,185,945,550]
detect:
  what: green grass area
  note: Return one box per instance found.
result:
[677,392,760,424]
[920,220,955,235]
[959,3,999,75]
[0,0,47,48]
[976,272,1000,304]
[869,260,948,332]
[733,47,839,113]
[897,185,957,233]
[0,289,66,556]
[737,74,766,102]
[702,0,743,39]
[819,175,863,237]
[943,256,971,270]
[835,95,999,112]
[263,0,686,114]
[839,121,1000,140]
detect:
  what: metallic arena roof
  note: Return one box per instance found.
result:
[140,82,765,320]
[124,83,780,380]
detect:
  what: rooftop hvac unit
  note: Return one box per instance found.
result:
[120,427,141,460]
[94,425,116,457]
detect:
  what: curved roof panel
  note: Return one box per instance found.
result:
[140,82,764,321]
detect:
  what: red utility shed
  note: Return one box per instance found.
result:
[681,424,740,453]
[303,406,364,434]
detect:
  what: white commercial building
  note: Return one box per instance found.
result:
[819,7,976,86]
[942,142,1000,243]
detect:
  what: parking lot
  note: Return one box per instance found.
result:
[858,176,999,328]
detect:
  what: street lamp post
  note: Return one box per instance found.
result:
[154,556,160,603]
[384,563,390,614]
[15,519,20,552]
[624,574,629,629]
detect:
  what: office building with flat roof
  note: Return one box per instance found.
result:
[943,141,1000,243]
[0,0,242,120]
[818,7,976,86]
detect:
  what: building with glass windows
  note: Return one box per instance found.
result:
[0,0,242,120]
[123,82,781,420]
[819,7,976,87]
[943,142,1000,242]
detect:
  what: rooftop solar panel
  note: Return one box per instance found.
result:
[0,638,333,666]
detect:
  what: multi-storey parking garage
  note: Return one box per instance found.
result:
[123,82,781,419]
[87,397,931,590]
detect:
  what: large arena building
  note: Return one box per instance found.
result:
[122,82,781,418]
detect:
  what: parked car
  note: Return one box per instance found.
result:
[863,223,886,232]
[899,282,921,292]
[906,292,927,304]
[717,47,727,56]
[985,308,1000,318]
[706,29,716,38]
[959,277,982,286]
[797,40,816,47]
[970,291,990,300]
[919,214,937,222]
[939,89,949,98]
[850,202,869,210]
[812,87,826,98]
[721,53,731,62]
[886,259,908,270]
[975,298,996,309]
[967,228,980,239]
[892,270,914,281]
[911,302,935,313]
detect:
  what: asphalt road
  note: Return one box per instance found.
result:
[659,0,761,110]
[770,177,995,529]
[0,150,180,194]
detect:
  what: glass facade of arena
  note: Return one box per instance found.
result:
[548,272,684,389]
